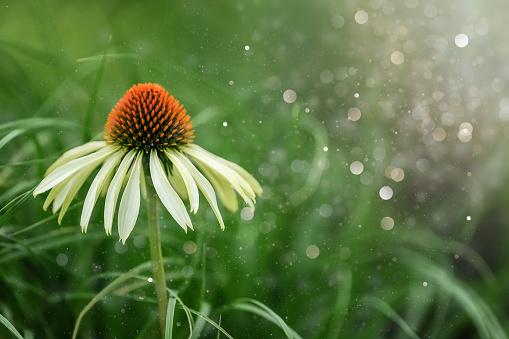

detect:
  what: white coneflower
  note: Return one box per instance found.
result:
[34,83,262,243]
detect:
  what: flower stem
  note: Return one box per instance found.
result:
[145,170,168,339]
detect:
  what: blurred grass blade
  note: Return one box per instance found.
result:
[399,250,508,339]
[190,302,211,339]
[289,104,329,207]
[324,268,352,339]
[186,308,233,339]
[76,52,141,63]
[216,315,222,339]
[362,296,420,339]
[0,118,77,133]
[0,129,24,151]
[0,188,35,227]
[165,294,177,339]
[72,261,152,339]
[231,298,302,339]
[0,313,24,339]
[82,36,111,142]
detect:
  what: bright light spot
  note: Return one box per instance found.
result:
[423,282,428,287]
[390,51,405,65]
[432,128,446,141]
[379,186,393,200]
[319,204,333,218]
[492,77,506,92]
[354,10,369,24]
[285,251,298,264]
[259,221,271,234]
[320,70,334,83]
[466,216,471,221]
[331,15,345,28]
[416,158,430,172]
[455,34,469,48]
[323,146,328,152]
[148,277,153,283]
[348,107,362,121]
[354,93,360,98]
[360,171,374,185]
[229,80,234,85]
[350,161,364,175]
[391,168,405,182]
[244,45,250,50]
[339,247,351,260]
[114,242,128,254]
[381,216,394,230]
[306,245,320,259]
[373,147,386,161]
[56,254,68,266]
[182,266,194,278]
[475,22,489,35]
[183,241,197,254]
[283,89,297,103]
[458,122,473,142]
[241,207,254,221]
[223,121,228,127]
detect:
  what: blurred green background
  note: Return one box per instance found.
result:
[1,0,509,338]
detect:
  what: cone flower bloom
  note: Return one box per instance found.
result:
[34,83,262,243]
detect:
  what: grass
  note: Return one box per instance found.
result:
[1,0,509,338]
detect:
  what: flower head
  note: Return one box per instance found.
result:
[34,83,262,243]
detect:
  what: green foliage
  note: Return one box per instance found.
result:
[1,0,508,338]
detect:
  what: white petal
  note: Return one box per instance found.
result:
[183,146,255,203]
[199,165,238,212]
[34,145,116,196]
[164,150,199,213]
[80,150,125,232]
[45,141,107,176]
[57,164,99,224]
[104,149,137,235]
[43,177,72,211]
[187,144,262,195]
[149,149,192,231]
[167,149,225,230]
[118,152,142,243]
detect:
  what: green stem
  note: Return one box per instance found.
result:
[145,170,168,339]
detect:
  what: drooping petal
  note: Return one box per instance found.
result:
[149,149,192,231]
[104,149,137,235]
[45,141,107,176]
[199,164,238,212]
[34,145,116,196]
[183,145,256,203]
[43,177,72,211]
[167,149,225,230]
[81,150,125,232]
[57,164,100,224]
[118,152,142,243]
[187,144,262,195]
[164,149,199,213]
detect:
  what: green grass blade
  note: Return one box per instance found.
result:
[362,296,420,339]
[0,129,24,151]
[231,298,302,339]
[81,37,111,142]
[0,118,77,133]
[190,302,211,339]
[186,308,233,339]
[324,267,352,339]
[0,313,24,339]
[165,294,177,339]
[0,188,35,228]
[72,261,152,339]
